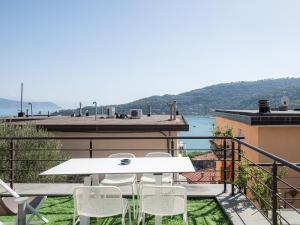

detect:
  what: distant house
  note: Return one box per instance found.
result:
[183,152,217,184]
[192,152,217,170]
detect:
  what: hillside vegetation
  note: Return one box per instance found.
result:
[53,77,300,116]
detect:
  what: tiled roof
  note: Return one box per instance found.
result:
[182,169,216,184]
[193,152,217,161]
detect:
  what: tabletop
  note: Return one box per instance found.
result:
[40,157,195,175]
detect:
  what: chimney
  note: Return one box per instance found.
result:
[79,102,82,117]
[93,102,97,120]
[18,83,25,117]
[169,103,173,120]
[147,104,151,117]
[258,100,270,113]
[173,101,177,120]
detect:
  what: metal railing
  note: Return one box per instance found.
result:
[0,135,300,225]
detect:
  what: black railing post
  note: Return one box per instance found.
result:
[166,137,170,154]
[237,142,242,193]
[10,139,15,189]
[272,161,278,225]
[231,141,235,196]
[171,138,175,156]
[89,139,93,158]
[223,139,227,193]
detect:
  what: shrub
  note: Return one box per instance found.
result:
[0,123,70,183]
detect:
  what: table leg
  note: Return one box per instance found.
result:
[79,176,92,225]
[154,173,162,225]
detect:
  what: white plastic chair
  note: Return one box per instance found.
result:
[140,152,173,185]
[100,153,137,217]
[73,186,131,225]
[0,179,48,225]
[138,185,188,225]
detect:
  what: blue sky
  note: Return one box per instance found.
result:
[0,0,300,108]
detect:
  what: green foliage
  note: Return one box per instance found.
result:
[235,158,287,217]
[0,123,70,183]
[249,166,286,215]
[234,160,251,190]
[212,126,233,137]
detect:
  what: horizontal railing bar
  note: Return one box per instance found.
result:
[245,184,273,209]
[282,198,300,200]
[234,161,273,192]
[278,187,300,189]
[241,191,273,224]
[0,136,244,140]
[7,148,177,152]
[240,155,273,175]
[233,138,300,172]
[248,163,300,167]
[0,159,66,162]
[277,212,291,225]
[275,177,300,193]
[276,194,300,214]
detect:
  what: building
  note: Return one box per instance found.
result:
[215,109,300,206]
[215,109,300,163]
[6,115,189,158]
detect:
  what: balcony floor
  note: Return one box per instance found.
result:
[0,183,277,225]
[0,197,230,225]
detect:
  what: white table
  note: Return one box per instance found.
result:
[41,157,195,225]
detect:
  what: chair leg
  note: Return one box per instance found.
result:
[128,201,132,225]
[131,183,136,219]
[121,214,125,225]
[26,197,49,224]
[183,213,188,225]
[142,213,145,225]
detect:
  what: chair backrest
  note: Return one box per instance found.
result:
[140,185,187,216]
[145,152,172,157]
[73,186,123,218]
[108,153,135,158]
[145,152,172,179]
[0,179,20,198]
[105,153,136,180]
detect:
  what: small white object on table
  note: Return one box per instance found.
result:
[40,157,195,225]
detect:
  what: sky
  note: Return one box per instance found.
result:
[0,0,300,109]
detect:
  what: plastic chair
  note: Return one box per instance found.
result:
[140,152,173,185]
[138,185,188,225]
[73,186,131,225]
[100,153,137,217]
[0,179,48,225]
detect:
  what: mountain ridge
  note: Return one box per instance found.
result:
[52,77,300,116]
[0,98,60,116]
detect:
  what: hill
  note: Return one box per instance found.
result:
[0,98,60,116]
[52,77,300,116]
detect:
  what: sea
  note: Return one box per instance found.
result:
[179,115,215,151]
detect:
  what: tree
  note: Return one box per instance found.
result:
[0,123,70,183]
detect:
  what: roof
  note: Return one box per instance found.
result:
[3,115,189,132]
[193,152,217,161]
[182,169,216,184]
[215,109,300,126]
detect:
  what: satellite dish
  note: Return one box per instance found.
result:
[281,96,290,106]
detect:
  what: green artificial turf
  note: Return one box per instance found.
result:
[0,197,230,225]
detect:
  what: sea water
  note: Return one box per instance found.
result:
[179,115,215,151]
